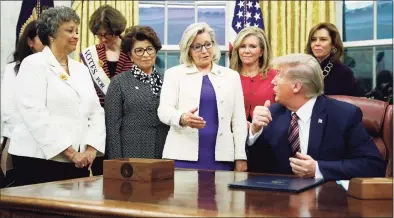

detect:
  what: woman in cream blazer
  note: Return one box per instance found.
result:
[9,7,105,186]
[158,22,247,171]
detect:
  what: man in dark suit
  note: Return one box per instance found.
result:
[248,53,385,180]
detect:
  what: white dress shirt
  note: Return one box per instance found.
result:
[248,97,323,178]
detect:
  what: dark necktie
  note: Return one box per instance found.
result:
[289,113,300,157]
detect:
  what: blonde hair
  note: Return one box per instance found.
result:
[272,53,324,98]
[230,27,271,79]
[179,22,221,67]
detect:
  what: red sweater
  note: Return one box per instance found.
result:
[240,69,276,121]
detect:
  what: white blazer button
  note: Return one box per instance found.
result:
[219,133,223,136]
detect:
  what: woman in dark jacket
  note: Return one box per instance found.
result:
[105,26,169,159]
[305,22,356,96]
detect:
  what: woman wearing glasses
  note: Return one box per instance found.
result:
[105,26,169,160]
[158,22,247,171]
[84,5,132,107]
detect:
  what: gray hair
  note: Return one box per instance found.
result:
[179,22,221,67]
[37,6,80,46]
[272,53,324,98]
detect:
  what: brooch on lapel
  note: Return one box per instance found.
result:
[98,60,104,68]
[60,73,68,81]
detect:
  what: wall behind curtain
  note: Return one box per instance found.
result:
[260,1,336,59]
[72,0,139,61]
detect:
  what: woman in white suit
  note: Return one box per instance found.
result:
[158,22,247,171]
[9,6,105,186]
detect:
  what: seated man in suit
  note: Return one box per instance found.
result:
[248,53,385,180]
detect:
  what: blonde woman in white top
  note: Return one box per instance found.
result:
[158,22,247,171]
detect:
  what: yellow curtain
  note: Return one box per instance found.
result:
[72,0,139,61]
[261,1,336,59]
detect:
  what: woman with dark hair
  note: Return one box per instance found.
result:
[105,25,169,160]
[82,5,133,175]
[1,20,44,187]
[305,22,356,96]
[81,5,132,107]
[8,6,105,186]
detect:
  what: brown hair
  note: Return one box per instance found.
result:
[305,22,344,64]
[121,25,162,55]
[88,5,126,36]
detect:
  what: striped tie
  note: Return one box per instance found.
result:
[289,113,300,157]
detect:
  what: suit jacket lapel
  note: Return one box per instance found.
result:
[307,95,327,159]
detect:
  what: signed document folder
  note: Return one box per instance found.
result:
[228,175,325,193]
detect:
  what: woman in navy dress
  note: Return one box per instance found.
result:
[158,22,247,171]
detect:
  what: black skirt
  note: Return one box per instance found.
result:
[11,155,90,187]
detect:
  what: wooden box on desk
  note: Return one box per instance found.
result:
[347,178,393,199]
[103,158,174,181]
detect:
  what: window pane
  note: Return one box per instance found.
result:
[218,52,226,67]
[198,6,226,45]
[139,5,165,43]
[343,1,373,41]
[376,46,393,91]
[377,0,393,39]
[168,6,195,45]
[167,52,181,69]
[344,47,373,96]
[155,51,165,76]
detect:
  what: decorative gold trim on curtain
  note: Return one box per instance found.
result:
[260,0,336,59]
[72,0,139,61]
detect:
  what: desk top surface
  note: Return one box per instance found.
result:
[0,169,392,217]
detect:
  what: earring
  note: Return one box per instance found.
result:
[331,47,337,54]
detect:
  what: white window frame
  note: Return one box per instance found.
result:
[336,1,394,88]
[139,1,230,69]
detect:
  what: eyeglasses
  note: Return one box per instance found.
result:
[134,46,156,56]
[190,41,214,52]
[95,33,113,40]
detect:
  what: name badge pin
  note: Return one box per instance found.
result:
[318,119,323,124]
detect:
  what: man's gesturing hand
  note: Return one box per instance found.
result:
[250,100,272,135]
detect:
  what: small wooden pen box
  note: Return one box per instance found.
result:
[103,158,175,181]
[347,178,393,199]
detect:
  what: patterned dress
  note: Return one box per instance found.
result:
[105,65,169,159]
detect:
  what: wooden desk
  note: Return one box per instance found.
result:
[0,169,392,217]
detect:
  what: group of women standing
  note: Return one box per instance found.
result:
[1,4,356,187]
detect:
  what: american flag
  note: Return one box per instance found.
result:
[228,0,264,52]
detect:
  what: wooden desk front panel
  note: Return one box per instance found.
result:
[0,170,392,217]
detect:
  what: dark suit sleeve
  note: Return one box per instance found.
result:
[104,77,123,159]
[318,107,386,180]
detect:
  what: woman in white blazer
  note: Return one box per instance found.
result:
[9,7,105,186]
[1,20,44,187]
[158,22,247,171]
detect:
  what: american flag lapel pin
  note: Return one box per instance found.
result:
[318,119,323,124]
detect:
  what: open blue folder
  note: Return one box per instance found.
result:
[228,175,325,193]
